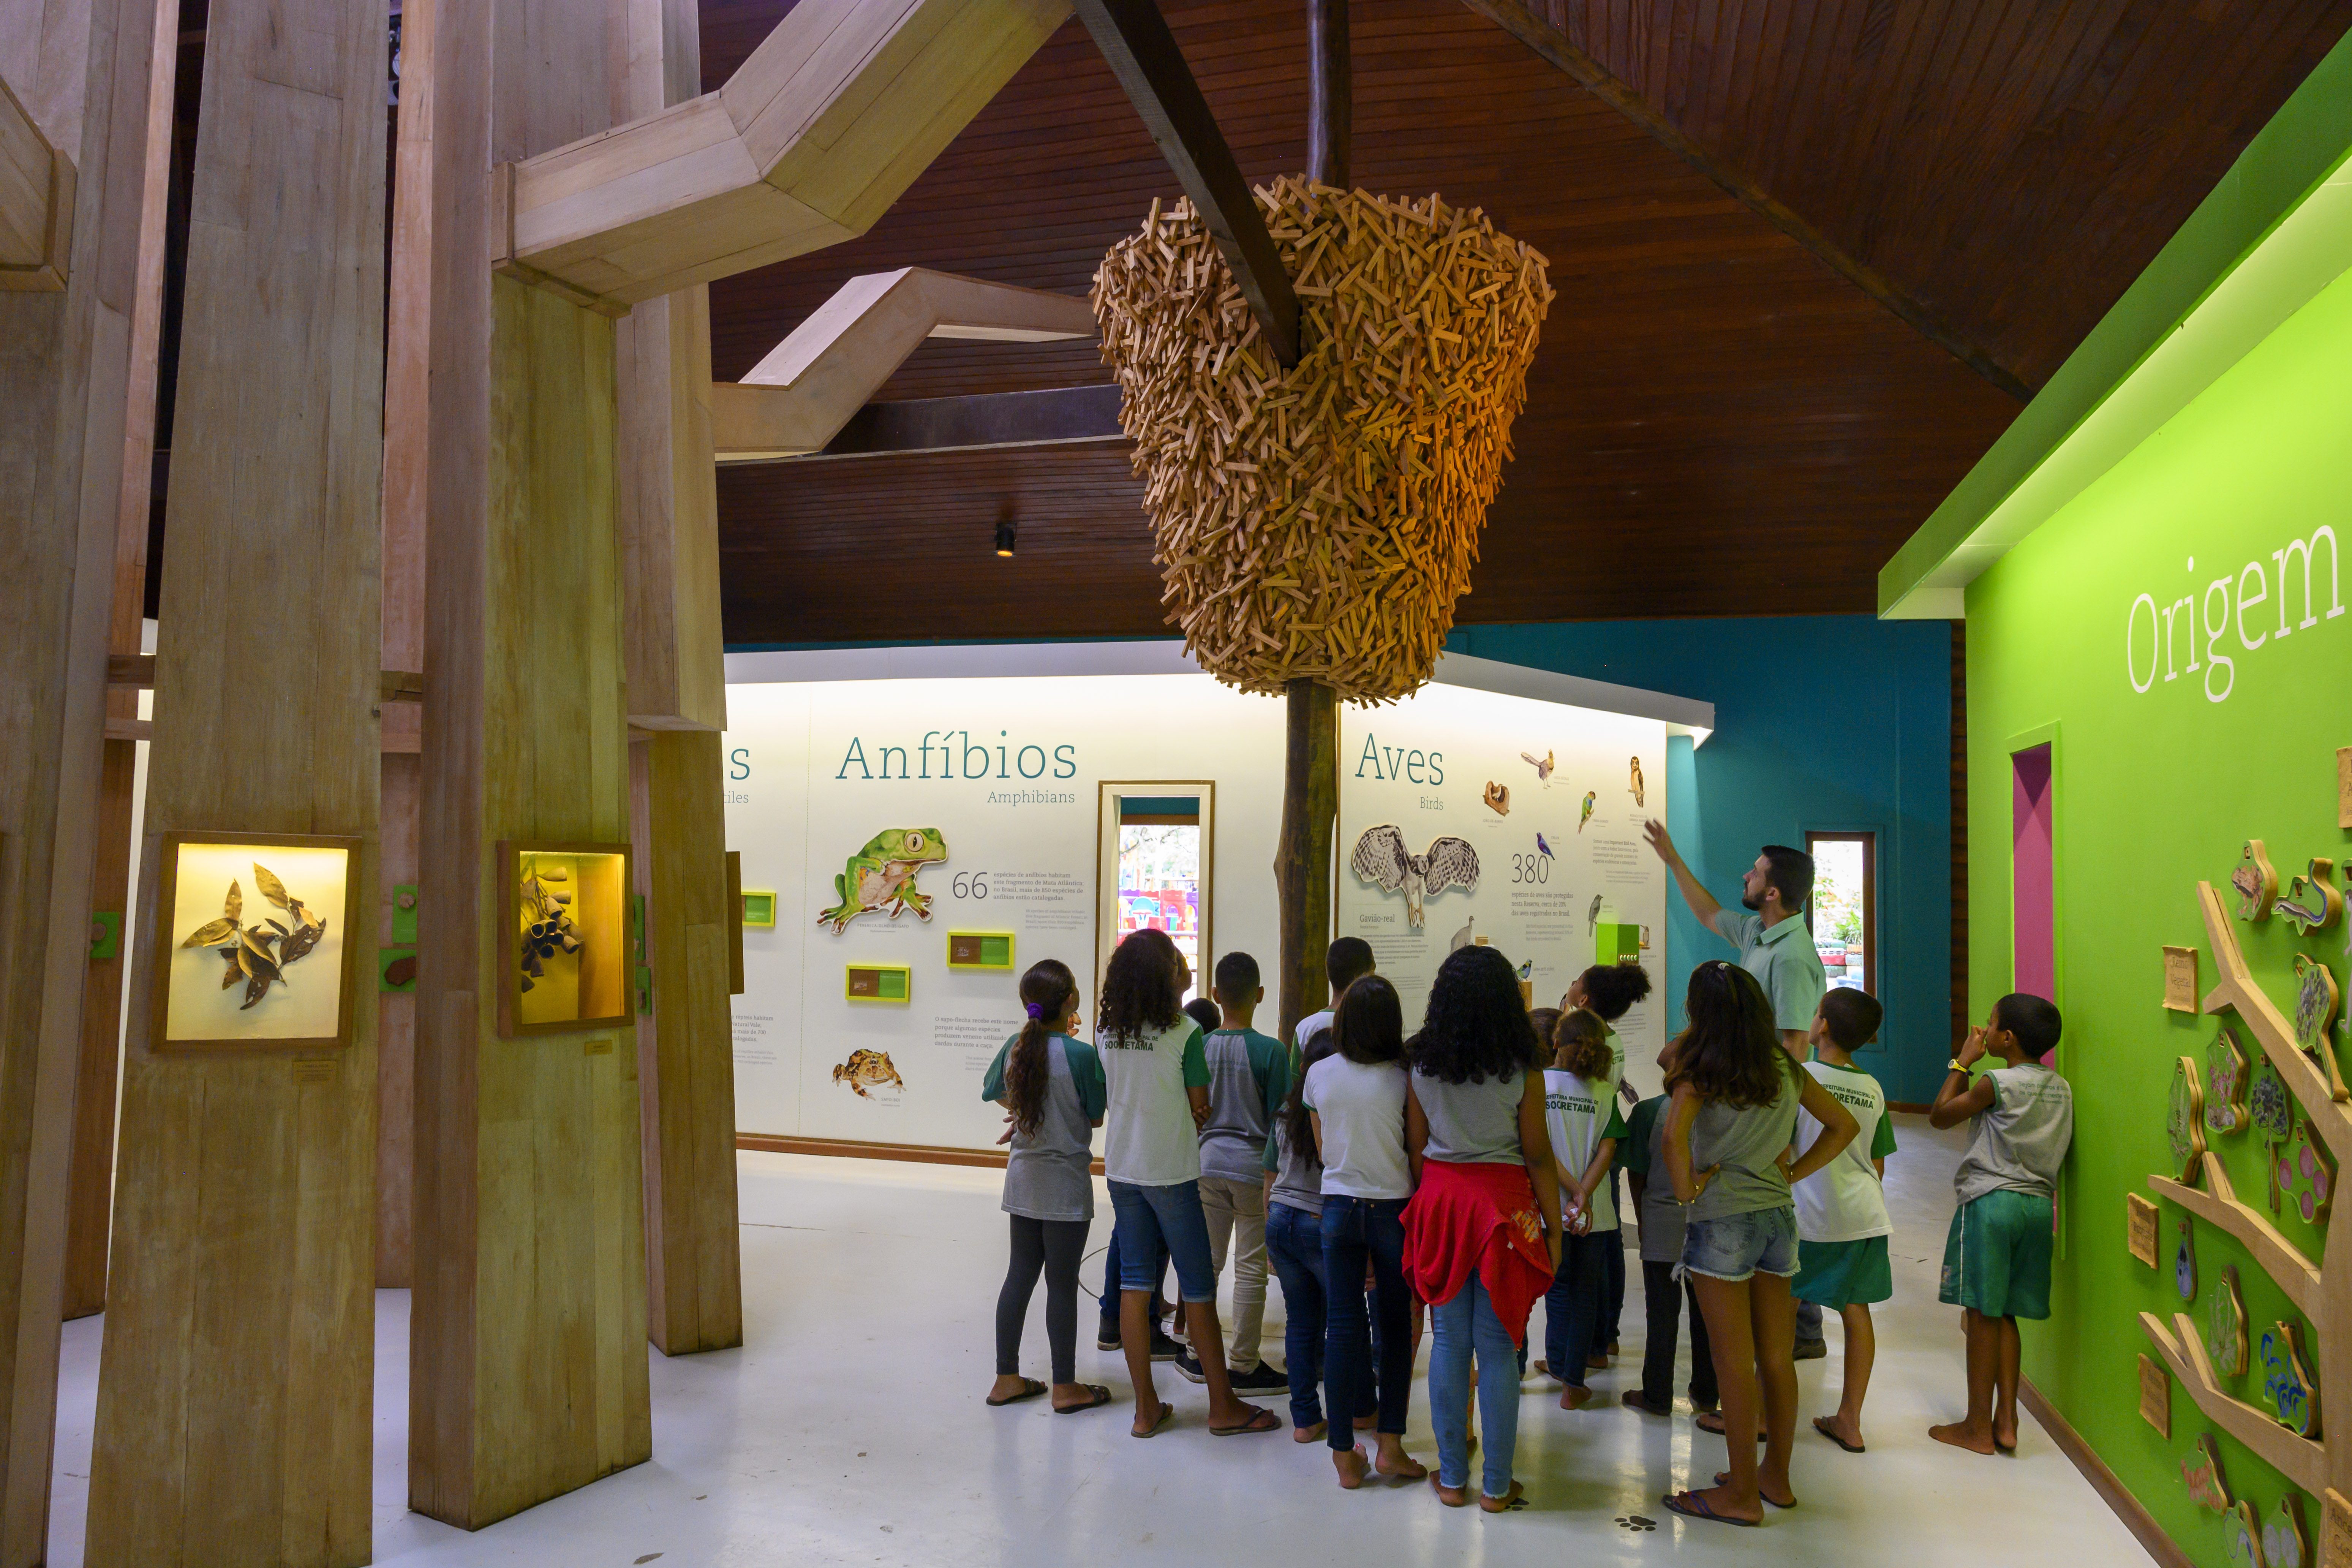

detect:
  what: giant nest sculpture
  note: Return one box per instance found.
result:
[1093,174,1553,703]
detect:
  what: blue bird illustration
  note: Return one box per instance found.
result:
[1536,833,1554,859]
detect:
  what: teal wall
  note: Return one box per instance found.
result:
[1445,616,1955,1102]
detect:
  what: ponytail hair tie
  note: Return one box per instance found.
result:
[1026,1003,1045,1020]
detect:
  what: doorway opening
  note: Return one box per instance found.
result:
[1096,783,1216,1006]
[1805,831,1876,1000]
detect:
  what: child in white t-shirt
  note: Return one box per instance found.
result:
[1538,1008,1625,1410]
[1790,989,1897,1453]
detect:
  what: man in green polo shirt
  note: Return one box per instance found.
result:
[1642,822,1831,1360]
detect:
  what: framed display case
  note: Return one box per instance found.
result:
[946,931,1016,971]
[149,831,362,1052]
[845,963,912,1003]
[498,840,632,1037]
[741,889,777,928]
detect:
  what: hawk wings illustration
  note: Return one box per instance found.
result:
[1352,826,1481,929]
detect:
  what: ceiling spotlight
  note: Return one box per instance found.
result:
[994,517,1017,558]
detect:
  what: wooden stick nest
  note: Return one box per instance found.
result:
[1093,176,1552,702]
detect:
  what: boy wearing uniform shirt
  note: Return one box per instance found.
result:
[1790,990,1898,1453]
[1928,993,2074,1457]
[1294,937,1375,1053]
[1538,1009,1626,1409]
[1619,1039,1718,1419]
[1182,952,1290,1392]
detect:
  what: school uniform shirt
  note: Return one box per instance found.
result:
[981,1033,1107,1223]
[1792,1059,1897,1242]
[1619,1095,1685,1265]
[1954,1063,2075,1203]
[1301,1055,1413,1200]
[1197,1027,1290,1184]
[1709,908,1827,1035]
[1293,1009,1334,1053]
[1266,1115,1325,1219]
[1099,1018,1209,1187]
[1411,1065,1526,1165]
[1543,1069,1629,1231]
[1687,1061,1804,1225]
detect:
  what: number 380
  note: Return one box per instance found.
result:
[1509,854,1549,885]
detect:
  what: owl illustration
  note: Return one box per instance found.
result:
[1629,756,1645,807]
[1352,826,1481,929]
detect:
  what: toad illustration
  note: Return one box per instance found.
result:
[833,1049,905,1099]
[817,828,948,934]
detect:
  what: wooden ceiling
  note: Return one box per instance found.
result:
[706,0,2349,644]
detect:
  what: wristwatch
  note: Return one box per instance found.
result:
[1947,1059,1967,1073]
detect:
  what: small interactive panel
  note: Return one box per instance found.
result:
[946,931,1016,971]
[846,963,912,1003]
[741,889,777,928]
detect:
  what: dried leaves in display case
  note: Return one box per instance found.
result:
[178,861,330,1011]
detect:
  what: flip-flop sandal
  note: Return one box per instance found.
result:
[1054,1385,1113,1414]
[1132,1403,1175,1440]
[1714,1472,1796,1508]
[1813,1417,1865,1454]
[986,1378,1046,1407]
[1663,1491,1758,1528]
[1210,1406,1282,1437]
[1694,1411,1768,1440]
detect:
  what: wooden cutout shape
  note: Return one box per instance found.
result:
[2253,1054,2296,1145]
[2165,945,2203,1012]
[2171,1055,2209,1185]
[2275,1116,2336,1227]
[2208,1264,2251,1380]
[2140,1353,2173,1438]
[2294,955,2341,1058]
[2233,1500,2274,1568]
[2186,1432,2233,1515]
[2260,1320,2323,1438]
[2209,1024,2252,1135]
[2128,1192,2161,1266]
[2324,1489,2352,1568]
[2339,748,2352,831]
[2175,1216,2198,1300]
[2268,1494,2309,1568]
[2238,839,2281,921]
[2282,858,2344,937]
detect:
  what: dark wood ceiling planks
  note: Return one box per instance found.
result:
[702,0,2346,645]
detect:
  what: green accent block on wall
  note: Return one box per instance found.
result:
[89,910,121,961]
[391,883,418,945]
[847,964,911,1003]
[1596,922,1640,966]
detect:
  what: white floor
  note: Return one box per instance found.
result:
[46,1116,2150,1565]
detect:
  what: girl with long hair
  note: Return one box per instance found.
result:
[1399,944,1563,1512]
[1538,1008,1625,1409]
[1660,961,1857,1527]
[1264,1024,1340,1442]
[981,959,1111,1413]
[1303,973,1426,1487]
[1096,928,1278,1438]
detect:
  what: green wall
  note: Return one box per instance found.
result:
[1966,256,2352,1561]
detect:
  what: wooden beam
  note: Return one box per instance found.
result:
[1453,0,2031,401]
[1070,0,1299,366]
[708,269,1095,461]
[718,383,1124,463]
[0,0,174,1543]
[496,0,1070,311]
[1307,0,1347,187]
[2141,1310,2328,1496]
[85,0,387,1549]
[0,71,71,289]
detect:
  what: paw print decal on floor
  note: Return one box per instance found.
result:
[1616,1514,1658,1532]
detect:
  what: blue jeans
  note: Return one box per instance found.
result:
[1098,1227,1170,1330]
[1265,1201,1341,1429]
[1429,1272,1519,1497]
[1320,1195,1412,1453]
[1543,1228,1614,1388]
[1108,1179,1217,1301]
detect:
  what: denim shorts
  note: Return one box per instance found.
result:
[1109,1179,1219,1302]
[1680,1206,1799,1282]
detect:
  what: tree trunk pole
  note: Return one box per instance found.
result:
[1277,0,1349,1049]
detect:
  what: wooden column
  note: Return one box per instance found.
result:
[615,0,740,1359]
[411,0,650,1525]
[375,0,436,1288]
[0,0,175,1551]
[61,0,177,1322]
[1274,0,1347,1046]
[84,0,386,1551]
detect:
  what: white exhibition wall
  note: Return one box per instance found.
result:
[721,645,1704,1154]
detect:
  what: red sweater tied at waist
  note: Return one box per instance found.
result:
[1400,1158,1552,1349]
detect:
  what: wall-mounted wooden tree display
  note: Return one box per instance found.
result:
[2142,881,2352,1522]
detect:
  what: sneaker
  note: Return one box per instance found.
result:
[1794,1340,1829,1362]
[1173,1350,1208,1384]
[1228,1360,1289,1393]
[1149,1329,1184,1363]
[1096,1325,1121,1352]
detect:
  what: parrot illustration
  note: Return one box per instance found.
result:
[1577,792,1596,832]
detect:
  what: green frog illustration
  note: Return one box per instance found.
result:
[817,828,949,933]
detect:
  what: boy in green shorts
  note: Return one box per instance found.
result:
[1790,989,1897,1453]
[1927,993,2074,1456]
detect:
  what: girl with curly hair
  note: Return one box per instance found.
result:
[980,959,1111,1413]
[1096,928,1279,1438]
[1399,944,1564,1511]
[1660,961,1857,1528]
